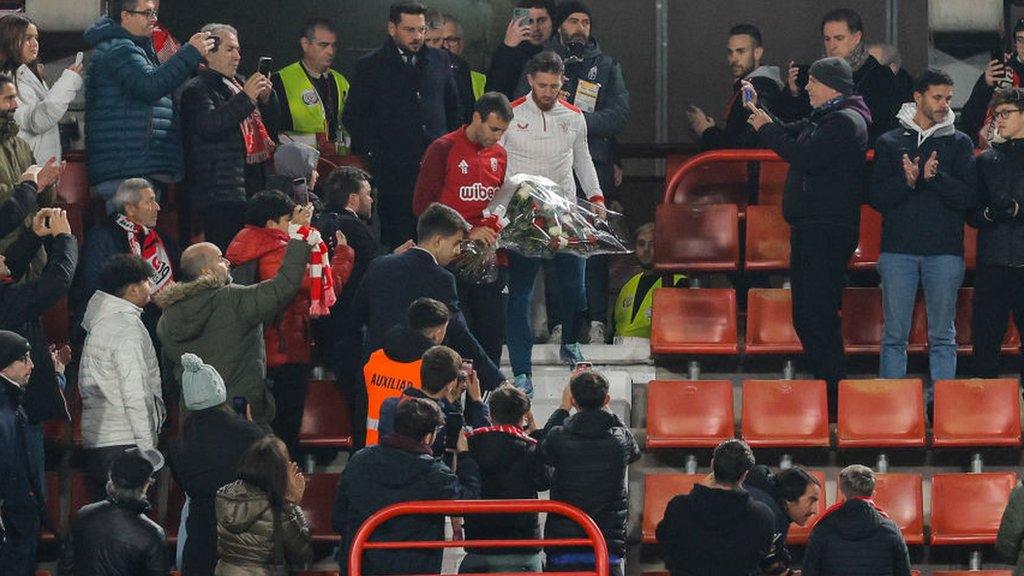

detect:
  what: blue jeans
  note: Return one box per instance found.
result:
[878,253,964,385]
[507,251,586,377]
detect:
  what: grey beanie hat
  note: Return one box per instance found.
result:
[181,353,226,411]
[809,57,855,95]
[273,142,320,180]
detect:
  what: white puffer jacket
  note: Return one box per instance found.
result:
[79,290,164,450]
[14,63,83,163]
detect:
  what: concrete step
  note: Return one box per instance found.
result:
[501,341,653,367]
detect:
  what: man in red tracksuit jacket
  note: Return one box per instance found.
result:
[413,92,513,367]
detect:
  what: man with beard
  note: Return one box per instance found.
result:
[344,1,460,249]
[486,0,554,99]
[687,24,787,150]
[156,236,312,426]
[443,14,486,102]
[782,8,897,144]
[611,223,685,342]
[501,51,604,395]
[869,69,976,389]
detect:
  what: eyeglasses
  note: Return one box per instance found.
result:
[994,108,1023,120]
[124,9,158,20]
[443,36,463,46]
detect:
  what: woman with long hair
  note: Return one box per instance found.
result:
[0,13,83,164]
[214,436,313,575]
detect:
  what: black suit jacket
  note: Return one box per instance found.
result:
[350,248,505,390]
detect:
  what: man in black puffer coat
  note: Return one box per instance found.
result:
[462,385,551,573]
[180,24,280,252]
[802,465,911,576]
[541,371,640,576]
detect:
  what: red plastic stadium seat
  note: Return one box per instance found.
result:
[741,380,829,448]
[849,206,882,270]
[745,289,802,354]
[642,473,703,543]
[837,379,925,448]
[935,572,1011,576]
[932,378,1021,448]
[953,288,1021,355]
[646,380,734,449]
[650,288,738,355]
[836,473,924,544]
[744,205,790,271]
[57,159,90,205]
[40,472,61,542]
[653,204,739,272]
[963,224,978,270]
[931,472,1016,545]
[70,472,91,517]
[298,379,352,449]
[786,470,827,545]
[299,473,340,543]
[41,296,70,346]
[666,160,750,207]
[756,162,788,206]
[842,288,883,354]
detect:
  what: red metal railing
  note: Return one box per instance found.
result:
[348,499,610,576]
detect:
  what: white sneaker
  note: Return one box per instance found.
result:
[549,324,562,344]
[589,321,607,344]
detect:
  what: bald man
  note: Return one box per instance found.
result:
[155,238,312,424]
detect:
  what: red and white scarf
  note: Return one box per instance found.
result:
[222,75,276,164]
[116,214,174,293]
[465,424,538,445]
[290,224,335,317]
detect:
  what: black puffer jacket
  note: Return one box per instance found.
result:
[802,499,911,576]
[970,139,1024,267]
[180,67,281,210]
[540,408,641,556]
[464,426,551,554]
[758,95,871,230]
[57,497,167,576]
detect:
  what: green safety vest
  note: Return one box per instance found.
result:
[470,70,486,101]
[279,62,350,135]
[614,272,685,338]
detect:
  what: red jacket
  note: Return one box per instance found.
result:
[412,126,507,227]
[226,225,354,367]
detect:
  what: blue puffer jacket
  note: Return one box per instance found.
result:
[83,17,201,184]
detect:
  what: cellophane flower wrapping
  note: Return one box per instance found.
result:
[451,174,632,284]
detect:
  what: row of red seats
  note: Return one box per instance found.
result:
[653,203,981,273]
[642,470,1017,548]
[651,287,1021,356]
[646,378,1021,450]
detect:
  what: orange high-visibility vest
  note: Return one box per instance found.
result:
[362,349,422,445]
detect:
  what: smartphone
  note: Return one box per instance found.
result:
[292,177,308,205]
[74,51,83,66]
[43,215,51,229]
[512,7,532,26]
[741,86,754,105]
[257,56,273,76]
[231,396,248,417]
[991,46,1007,64]
[575,361,593,371]
[444,413,464,450]
[795,64,810,91]
[209,34,221,52]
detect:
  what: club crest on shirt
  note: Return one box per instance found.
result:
[588,66,598,80]
[458,159,469,174]
[301,89,320,106]
[560,122,570,133]
[490,157,498,172]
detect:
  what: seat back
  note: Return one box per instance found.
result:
[841,288,883,354]
[667,160,750,207]
[646,380,734,448]
[653,204,739,272]
[300,473,340,542]
[848,206,882,270]
[756,162,789,206]
[963,224,978,270]
[642,473,704,543]
[298,379,353,448]
[741,380,830,448]
[837,379,926,448]
[837,473,924,544]
[931,472,1016,545]
[744,205,790,271]
[933,378,1022,447]
[745,289,801,354]
[650,288,738,355]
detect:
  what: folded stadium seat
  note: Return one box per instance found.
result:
[41,296,70,346]
[930,472,1016,545]
[951,289,1021,355]
[785,470,827,546]
[755,161,788,206]
[932,379,1021,448]
[665,159,750,209]
[1006,321,1022,354]
[645,380,734,449]
[298,379,353,449]
[69,472,90,518]
[848,206,882,270]
[56,157,90,205]
[745,289,802,354]
[841,288,883,354]
[836,379,925,449]
[963,224,978,271]
[650,288,738,356]
[653,203,739,272]
[906,295,928,354]
[641,473,704,543]
[740,380,829,448]
[835,473,924,545]
[744,205,790,271]
[299,472,340,543]
[40,471,61,542]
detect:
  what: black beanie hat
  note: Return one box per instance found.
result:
[556,0,592,29]
[809,56,855,95]
[0,330,30,370]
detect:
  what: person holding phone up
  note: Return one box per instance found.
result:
[960,17,1024,148]
[181,23,280,252]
